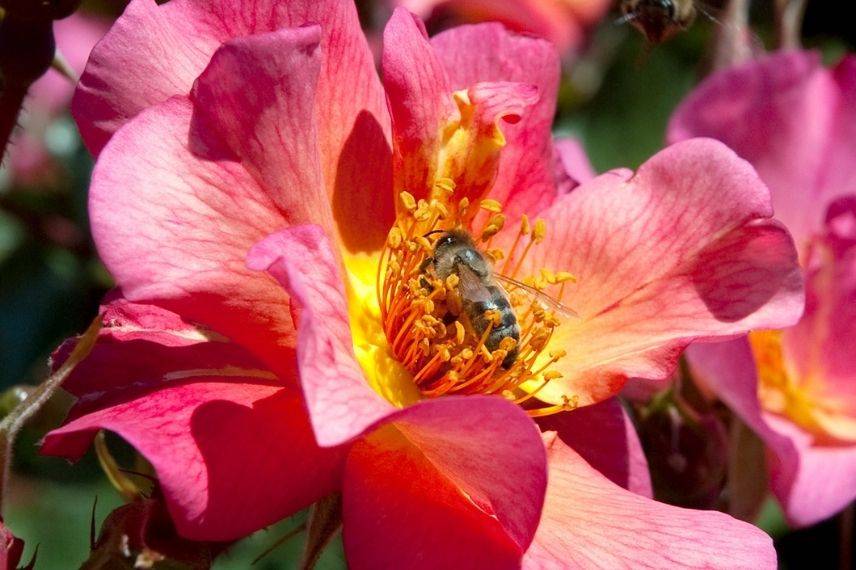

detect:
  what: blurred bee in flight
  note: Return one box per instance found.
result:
[619,0,700,43]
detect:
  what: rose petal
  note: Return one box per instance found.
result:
[188,16,392,254]
[443,81,541,203]
[42,380,342,541]
[784,196,856,401]
[552,137,596,193]
[247,225,395,446]
[519,138,803,406]
[523,436,776,569]
[343,395,547,569]
[73,0,387,157]
[765,415,856,527]
[400,0,597,53]
[668,51,856,246]
[89,94,305,368]
[539,398,652,497]
[431,23,560,219]
[190,27,328,220]
[687,337,856,527]
[50,300,273,406]
[382,7,456,200]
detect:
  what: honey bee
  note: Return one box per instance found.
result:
[423,229,576,368]
[620,0,698,44]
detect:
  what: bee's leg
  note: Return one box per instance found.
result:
[418,257,434,289]
[418,257,434,274]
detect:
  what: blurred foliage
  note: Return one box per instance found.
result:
[2,0,856,568]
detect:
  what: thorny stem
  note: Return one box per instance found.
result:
[251,522,307,566]
[0,316,101,514]
[300,493,343,570]
[0,80,26,158]
[775,0,807,50]
[726,417,768,522]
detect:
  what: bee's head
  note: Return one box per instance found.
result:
[625,0,676,19]
[427,229,474,253]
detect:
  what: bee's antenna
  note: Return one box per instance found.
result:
[423,229,446,238]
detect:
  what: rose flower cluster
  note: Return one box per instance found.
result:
[2,0,854,568]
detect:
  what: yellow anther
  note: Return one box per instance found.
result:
[454,321,466,345]
[532,218,547,242]
[549,350,568,360]
[499,336,518,351]
[540,268,556,284]
[509,291,527,307]
[387,226,403,249]
[400,191,417,211]
[480,198,503,213]
[432,200,450,219]
[415,236,432,251]
[489,213,506,231]
[445,274,460,289]
[439,346,452,361]
[543,370,563,381]
[414,199,432,222]
[434,177,456,195]
[479,344,493,361]
[554,271,577,283]
[484,309,502,326]
[481,224,501,240]
[530,332,550,351]
[421,314,441,326]
[486,248,505,261]
[520,215,531,235]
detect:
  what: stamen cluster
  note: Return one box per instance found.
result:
[376,182,579,416]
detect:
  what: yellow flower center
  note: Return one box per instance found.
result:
[750,330,856,444]
[383,185,583,416]
[343,87,579,416]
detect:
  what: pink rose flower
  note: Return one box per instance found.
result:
[3,13,108,187]
[669,51,856,527]
[43,0,801,566]
[391,0,611,53]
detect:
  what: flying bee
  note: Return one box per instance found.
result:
[620,0,698,44]
[422,229,576,369]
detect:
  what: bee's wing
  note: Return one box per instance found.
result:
[456,264,494,304]
[494,274,579,320]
